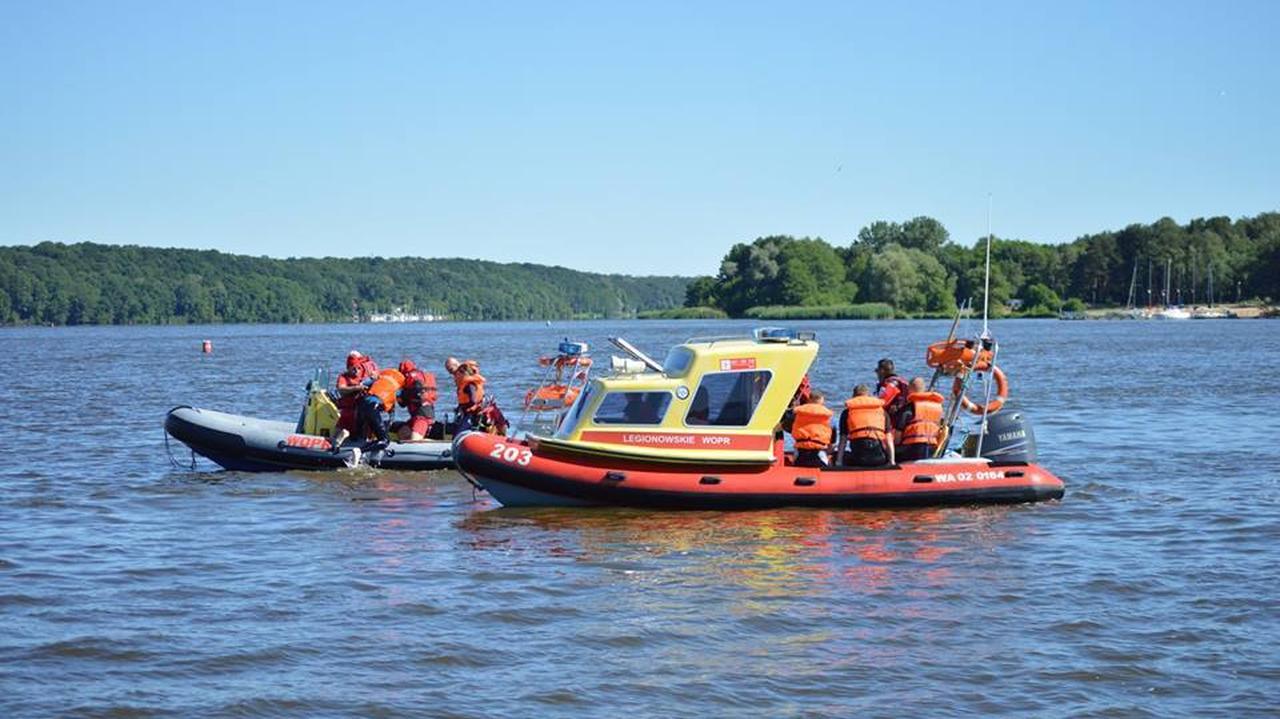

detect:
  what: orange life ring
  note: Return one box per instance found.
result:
[953,366,1008,415]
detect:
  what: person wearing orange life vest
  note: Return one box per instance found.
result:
[838,384,896,467]
[356,367,404,449]
[395,359,438,441]
[784,390,833,467]
[445,356,487,431]
[331,350,379,449]
[897,377,945,461]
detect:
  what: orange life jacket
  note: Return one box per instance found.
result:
[456,372,486,408]
[791,402,833,451]
[901,391,944,446]
[844,396,888,442]
[367,369,405,412]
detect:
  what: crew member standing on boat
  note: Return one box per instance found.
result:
[897,377,944,461]
[875,358,911,435]
[331,350,379,448]
[786,390,833,467]
[357,368,403,450]
[396,359,438,441]
[446,357,487,431]
[839,384,895,467]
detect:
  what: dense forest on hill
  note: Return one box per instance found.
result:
[685,212,1280,317]
[3,211,1276,325]
[0,243,689,324]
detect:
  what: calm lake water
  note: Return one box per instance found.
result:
[3,319,1278,717]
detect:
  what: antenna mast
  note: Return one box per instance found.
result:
[982,194,992,337]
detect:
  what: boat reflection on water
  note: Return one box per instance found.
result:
[457,504,1021,599]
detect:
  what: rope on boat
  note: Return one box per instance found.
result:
[163,427,197,471]
[450,431,487,498]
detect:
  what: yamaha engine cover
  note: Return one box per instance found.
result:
[973,411,1038,463]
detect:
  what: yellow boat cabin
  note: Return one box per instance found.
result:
[530,328,818,465]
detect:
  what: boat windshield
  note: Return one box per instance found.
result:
[592,391,672,425]
[685,370,771,427]
[554,383,594,438]
[662,347,695,378]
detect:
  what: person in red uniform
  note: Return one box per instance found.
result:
[331,350,378,448]
[395,359,438,441]
[875,358,911,435]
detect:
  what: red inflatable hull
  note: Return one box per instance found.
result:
[455,432,1065,509]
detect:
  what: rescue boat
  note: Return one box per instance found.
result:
[454,328,1065,509]
[164,378,453,472]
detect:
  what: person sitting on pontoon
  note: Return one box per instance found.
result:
[838,384,895,467]
[897,377,945,462]
[784,390,833,467]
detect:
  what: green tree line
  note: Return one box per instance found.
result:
[686,213,1280,316]
[0,243,689,325]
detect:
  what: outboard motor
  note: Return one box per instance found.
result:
[968,411,1038,463]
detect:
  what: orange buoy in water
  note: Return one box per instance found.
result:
[202,340,213,354]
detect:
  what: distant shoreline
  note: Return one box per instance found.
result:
[5,307,1276,329]
[639,302,1277,321]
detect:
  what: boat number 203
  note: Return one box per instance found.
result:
[489,443,533,466]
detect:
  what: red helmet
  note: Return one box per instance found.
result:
[398,359,417,375]
[346,351,363,370]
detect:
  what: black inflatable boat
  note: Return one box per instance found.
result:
[164,406,454,472]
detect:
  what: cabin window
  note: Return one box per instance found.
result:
[662,347,695,377]
[685,371,771,427]
[592,391,672,425]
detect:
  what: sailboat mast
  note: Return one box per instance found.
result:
[1191,249,1198,305]
[1126,259,1138,310]
[1164,258,1171,306]
[1152,257,1162,308]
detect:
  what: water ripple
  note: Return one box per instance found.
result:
[1,320,1278,717]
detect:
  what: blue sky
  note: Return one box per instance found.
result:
[2,1,1276,275]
